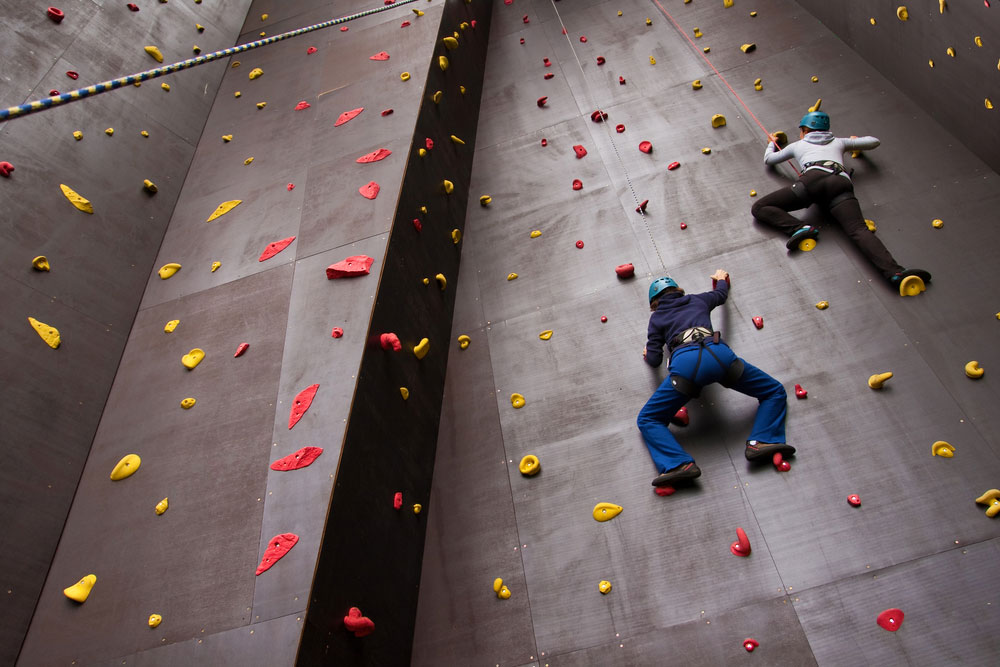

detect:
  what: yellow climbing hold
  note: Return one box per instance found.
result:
[196,23,204,32]
[703,147,713,154]
[211,261,221,272]
[73,130,83,140]
[724,0,734,6]
[539,330,553,340]
[249,67,263,79]
[144,45,164,63]
[480,195,492,206]
[530,230,542,238]
[32,256,50,271]
[155,498,169,515]
[815,301,829,310]
[693,28,702,38]
[234,91,241,98]
[439,56,449,71]
[754,78,763,91]
[244,157,254,166]
[868,372,893,389]
[645,18,652,25]
[27,317,61,349]
[459,85,466,95]
[457,334,471,349]
[105,127,114,136]
[180,397,196,409]
[143,179,158,193]
[232,61,241,68]
[749,189,756,196]
[896,6,908,21]
[510,393,525,409]
[711,114,727,128]
[452,229,462,244]
[740,43,756,53]
[63,575,97,603]
[809,98,822,112]
[413,8,425,16]
[193,45,201,54]
[507,273,518,281]
[451,135,465,145]
[965,361,985,378]
[418,148,427,157]
[413,338,430,360]
[401,72,411,81]
[443,36,459,50]
[870,17,876,25]
[975,490,1000,517]
[400,387,410,400]
[618,11,623,17]
[432,90,443,104]
[435,273,447,290]
[593,502,623,522]
[974,36,982,47]
[442,180,454,194]
[60,184,93,214]
[932,441,955,457]
[161,83,170,92]
[987,98,994,110]
[110,454,141,480]
[148,614,163,628]
[519,455,540,476]
[692,80,703,90]
[164,319,179,333]
[899,275,926,296]
[946,47,955,57]
[222,134,233,142]
[939,0,946,12]
[493,578,511,599]
[411,503,422,515]
[599,580,612,594]
[256,102,266,109]
[181,348,205,370]
[865,219,877,231]
[811,75,819,83]
[649,56,657,65]
[158,263,181,279]
[207,199,241,222]
[751,11,758,17]
[261,13,268,20]
[932,218,944,228]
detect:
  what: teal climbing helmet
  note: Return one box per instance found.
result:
[649,276,679,302]
[799,111,830,131]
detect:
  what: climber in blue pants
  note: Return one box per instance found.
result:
[637,270,793,487]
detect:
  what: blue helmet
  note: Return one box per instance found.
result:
[649,276,679,302]
[799,111,830,131]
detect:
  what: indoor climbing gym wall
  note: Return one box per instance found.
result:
[413,1,1000,666]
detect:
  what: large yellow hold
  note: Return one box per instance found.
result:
[63,574,97,603]
[110,454,141,480]
[144,46,164,63]
[206,199,242,222]
[28,317,61,349]
[413,338,430,360]
[593,502,623,522]
[60,184,93,214]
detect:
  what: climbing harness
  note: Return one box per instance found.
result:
[803,160,846,175]
[668,331,745,398]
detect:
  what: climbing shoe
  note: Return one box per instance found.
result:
[890,269,931,296]
[652,462,701,486]
[785,225,819,250]
[745,440,796,462]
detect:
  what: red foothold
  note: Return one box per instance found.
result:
[234,342,249,357]
[127,3,139,11]
[543,58,551,67]
[544,72,554,80]
[523,15,529,23]
[671,406,689,426]
[679,222,688,230]
[537,96,548,107]
[340,26,349,31]
[0,162,14,178]
[773,452,790,472]
[579,35,587,43]
[380,333,402,352]
[639,141,652,154]
[307,46,317,54]
[794,383,808,399]
[356,148,392,163]
[576,240,584,248]
[47,7,64,23]
[294,100,311,110]
[259,236,295,261]
[358,181,380,199]
[393,492,403,509]
[562,27,567,35]
[667,161,680,171]
[519,38,525,45]
[48,90,59,96]
[335,107,364,127]
[470,20,476,28]
[744,638,760,652]
[256,533,299,575]
[752,316,763,329]
[381,108,394,116]
[590,109,608,123]
[636,199,649,213]
[876,608,904,632]
[400,20,410,27]
[288,384,320,429]
[615,263,635,279]
[270,446,323,471]
[425,138,434,150]
[344,607,375,637]
[326,255,374,279]
[654,485,676,496]
[573,144,587,158]
[331,327,344,338]
[601,315,608,323]
[596,56,606,65]
[619,76,626,85]
[572,179,583,190]
[616,124,625,133]
[286,183,295,191]
[847,493,861,507]
[730,527,751,556]
[412,218,422,232]
[66,71,79,80]
[369,51,390,61]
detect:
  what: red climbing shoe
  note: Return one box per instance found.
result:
[745,440,796,462]
[652,462,701,486]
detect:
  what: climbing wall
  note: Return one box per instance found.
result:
[413,1,1000,665]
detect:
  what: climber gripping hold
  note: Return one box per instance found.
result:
[638,272,793,488]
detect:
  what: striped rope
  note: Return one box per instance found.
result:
[1,0,422,122]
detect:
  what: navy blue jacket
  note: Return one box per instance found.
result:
[644,282,729,367]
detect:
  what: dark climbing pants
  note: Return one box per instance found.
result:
[751,168,904,279]
[637,342,787,473]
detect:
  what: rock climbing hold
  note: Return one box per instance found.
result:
[539,330,553,340]
[693,28,702,38]
[940,0,947,12]
[331,327,344,339]
[897,5,909,20]
[639,141,652,153]
[975,490,1000,517]
[259,237,295,261]
[711,114,727,128]
[206,199,241,222]
[811,75,819,83]
[211,261,221,272]
[616,263,635,278]
[441,180,455,195]
[344,607,375,637]
[724,0,734,6]
[596,56,606,65]
[965,361,985,378]
[744,639,759,652]
[393,492,403,510]
[288,384,319,429]
[450,134,466,145]
[478,195,492,207]
[615,124,625,133]
[519,455,540,476]
[576,240,584,249]
[754,78,763,91]
[931,441,955,457]
[180,398,195,409]
[63,575,96,603]
[163,319,179,333]
[773,452,791,472]
[593,502,623,522]
[649,56,656,65]
[946,46,956,57]
[931,218,944,229]
[400,72,411,81]
[400,387,409,400]
[511,393,525,409]
[193,45,201,54]
[154,496,169,516]
[494,578,511,599]
[369,51,390,61]
[899,275,925,296]
[243,157,255,166]
[572,179,583,190]
[110,454,141,480]
[144,46,164,63]
[181,348,204,370]
[452,229,462,244]
[413,338,430,360]
[580,35,588,43]
[667,161,680,171]
[256,533,298,575]
[248,67,263,80]
[877,608,904,631]
[601,315,608,323]
[536,96,548,108]
[671,406,689,427]
[730,527,751,556]
[740,43,756,53]
[433,273,447,291]
[987,98,994,110]
[847,494,861,507]
[530,230,542,238]
[104,127,115,137]
[975,36,983,47]
[752,316,764,329]
[66,71,78,79]
[680,222,688,230]
[704,148,713,155]
[457,334,471,350]
[60,184,93,214]
[359,181,380,199]
[439,56,449,71]
[646,17,652,25]
[868,372,893,389]
[572,144,588,159]
[413,503,423,515]
[591,110,609,123]
[816,301,829,310]
[619,76,626,85]
[335,107,363,126]
[27,317,61,349]
[73,130,82,140]
[31,256,50,271]
[270,446,324,471]
[158,263,181,279]
[147,613,163,628]
[692,80,703,90]
[599,580,612,594]
[794,384,808,399]
[47,6,65,22]
[380,333,402,352]
[294,101,311,111]
[234,342,249,357]
[865,219,877,232]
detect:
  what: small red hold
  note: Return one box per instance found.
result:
[270,446,324,471]
[412,218,422,232]
[380,333,402,351]
[667,161,680,171]
[576,240,584,248]
[773,452,791,472]
[356,148,392,163]
[619,76,626,85]
[679,222,688,230]
[794,383,808,399]
[344,607,375,638]
[639,141,652,154]
[394,492,403,509]
[335,107,364,126]
[0,162,14,178]
[671,406,689,427]
[752,316,764,329]
[369,51,390,61]
[743,639,760,652]
[256,533,299,575]
[400,20,410,27]
[636,199,649,213]
[573,144,587,158]
[470,20,477,28]
[49,90,59,96]
[730,527,751,557]
[596,56,606,65]
[287,183,295,191]
[359,181,380,199]
[540,138,548,147]
[307,46,317,54]
[234,343,250,358]
[601,315,608,323]
[288,384,319,429]
[294,100,311,110]
[381,108,393,116]
[259,236,296,261]
[616,124,625,133]
[572,179,583,190]
[47,7,64,23]
[580,35,588,43]
[537,96,548,107]
[127,3,139,10]
[340,26,349,31]
[562,27,567,35]
[66,71,79,79]
[543,58,551,67]
[544,72,554,80]
[615,263,635,278]
[326,255,374,279]
[519,38,525,45]
[876,608,904,632]
[591,110,608,123]
[655,486,676,496]
[425,138,434,150]
[522,14,529,23]
[331,327,344,338]
[847,494,861,507]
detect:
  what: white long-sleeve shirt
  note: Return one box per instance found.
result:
[764,131,880,178]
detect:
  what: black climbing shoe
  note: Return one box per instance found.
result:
[652,462,701,486]
[745,440,796,462]
[890,268,932,285]
[785,225,818,250]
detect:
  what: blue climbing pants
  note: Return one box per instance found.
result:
[637,342,787,473]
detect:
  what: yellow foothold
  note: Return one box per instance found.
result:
[158,263,181,279]
[161,83,170,92]
[593,502,623,522]
[439,56,449,71]
[692,80,703,90]
[530,230,542,238]
[256,102,266,109]
[896,6,908,21]
[498,585,511,599]
[932,441,955,457]
[63,575,97,603]
[974,36,982,47]
[507,273,518,281]
[105,127,114,136]
[148,614,163,628]
[493,577,504,594]
[518,455,540,476]
[180,398,196,409]
[599,580,612,594]
[432,90,443,104]
[401,72,411,81]
[419,206,427,214]
[693,28,702,38]
[932,218,944,228]
[460,22,469,30]
[430,273,446,291]
[811,75,819,83]
[868,372,893,389]
[870,17,876,25]
[480,195,492,206]
[249,67,263,80]
[164,319,179,333]
[724,0,734,7]
[975,490,1000,517]
[143,179,158,193]
[451,135,465,145]
[232,61,241,68]
[144,45,164,63]
[443,36,459,50]
[413,8,425,16]
[649,56,656,65]
[32,256,50,271]
[451,229,462,244]
[619,11,623,17]
[234,91,241,98]
[751,11,758,17]
[261,13,268,20]
[110,454,141,481]
[413,338,430,360]
[939,0,946,13]
[193,45,201,54]
[539,330,553,340]
[27,317,61,349]
[457,334,471,349]
[946,47,955,58]
[987,98,994,110]
[196,23,204,32]
[211,261,221,272]
[899,275,926,296]
[442,180,454,194]
[459,85,467,95]
[711,114,727,128]
[418,148,427,157]
[207,199,241,222]
[865,218,877,231]
[646,18,652,25]
[815,301,829,310]
[809,98,822,113]
[222,134,233,142]
[155,498,169,515]
[73,130,83,140]
[754,78,763,91]
[511,393,526,409]
[60,184,93,214]
[400,387,410,400]
[703,147,713,154]
[244,157,255,166]
[422,277,430,286]
[965,361,985,379]
[413,503,422,514]
[740,43,756,53]
[181,348,205,370]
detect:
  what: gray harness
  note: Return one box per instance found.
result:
[668,329,745,398]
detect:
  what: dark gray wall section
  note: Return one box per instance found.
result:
[795,0,1000,174]
[0,1,251,664]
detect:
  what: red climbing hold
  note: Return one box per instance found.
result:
[639,141,653,154]
[270,446,324,471]
[616,263,635,278]
[573,144,587,158]
[680,222,688,230]
[412,218,422,232]
[591,110,608,123]
[773,452,791,472]
[287,183,295,191]
[425,138,434,150]
[381,109,393,116]
[66,71,78,79]
[576,240,584,249]
[331,327,344,338]
[335,107,363,127]
[876,608,904,632]
[847,494,861,507]
[667,161,680,171]
[543,58,551,67]
[47,7,64,23]
[616,124,625,133]
[671,406,689,427]
[256,533,299,575]
[572,179,583,190]
[544,72,554,80]
[234,343,249,358]
[730,527,751,557]
[752,316,764,329]
[596,56,606,65]
[380,333,402,352]
[344,607,375,637]
[48,90,59,96]
[523,15,529,23]
[794,384,808,399]
[326,255,374,279]
[520,38,525,45]
[537,96,548,107]
[356,148,392,163]
[580,35,588,43]
[0,162,14,178]
[540,138,548,147]
[601,315,608,323]
[619,76,626,85]
[636,199,649,213]
[654,486,676,496]
[259,236,295,261]
[127,3,139,10]
[744,639,760,652]
[340,26,348,31]
[369,51,390,60]
[288,384,319,430]
[562,28,567,35]
[359,181,380,199]
[294,101,311,110]
[394,492,403,509]
[307,46,317,54]
[400,21,410,27]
